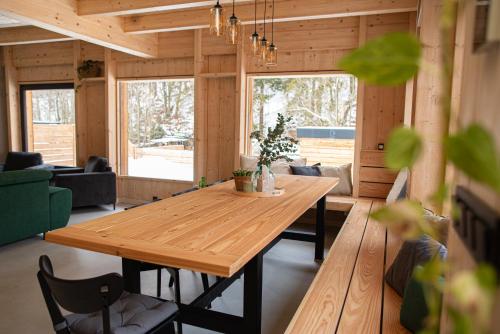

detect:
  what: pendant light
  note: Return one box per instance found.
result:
[250,0,261,55]
[260,0,269,63]
[226,0,241,44]
[209,0,225,37]
[266,0,277,66]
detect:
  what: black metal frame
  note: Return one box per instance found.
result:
[19,83,75,152]
[121,195,326,334]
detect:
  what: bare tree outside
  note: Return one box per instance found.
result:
[123,79,195,181]
[251,75,357,166]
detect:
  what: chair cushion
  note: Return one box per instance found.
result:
[84,156,108,173]
[4,152,43,171]
[319,163,353,196]
[65,292,177,334]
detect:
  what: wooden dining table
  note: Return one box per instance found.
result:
[46,174,338,334]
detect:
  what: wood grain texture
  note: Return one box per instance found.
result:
[359,182,393,199]
[0,26,73,46]
[46,175,338,277]
[359,167,397,184]
[286,199,373,334]
[337,202,385,334]
[382,231,408,334]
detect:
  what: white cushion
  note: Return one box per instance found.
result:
[319,163,353,196]
[239,155,307,175]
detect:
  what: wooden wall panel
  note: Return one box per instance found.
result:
[0,51,8,161]
[12,41,73,67]
[159,31,195,58]
[202,29,236,56]
[17,64,74,82]
[82,81,106,158]
[205,77,237,183]
[117,177,193,204]
[116,57,194,78]
[79,41,105,61]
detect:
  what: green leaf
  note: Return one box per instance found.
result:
[338,32,421,85]
[446,124,500,193]
[370,200,433,240]
[385,127,423,170]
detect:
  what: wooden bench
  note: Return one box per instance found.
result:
[286,198,409,334]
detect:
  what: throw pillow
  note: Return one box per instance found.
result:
[319,163,353,196]
[400,267,430,333]
[423,208,450,246]
[290,163,321,176]
[239,155,307,174]
[385,235,447,296]
[4,152,43,171]
[84,156,108,173]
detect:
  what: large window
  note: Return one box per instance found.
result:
[21,83,76,166]
[249,75,357,166]
[119,79,195,181]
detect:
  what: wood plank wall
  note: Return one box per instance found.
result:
[1,12,413,202]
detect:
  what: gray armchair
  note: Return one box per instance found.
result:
[1,151,44,171]
[52,156,116,209]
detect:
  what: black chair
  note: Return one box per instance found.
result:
[37,255,177,334]
[52,156,117,209]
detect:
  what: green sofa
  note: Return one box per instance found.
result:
[0,169,72,246]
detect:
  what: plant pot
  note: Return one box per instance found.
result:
[253,165,275,193]
[234,176,252,192]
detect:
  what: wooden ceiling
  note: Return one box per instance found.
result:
[0,0,418,57]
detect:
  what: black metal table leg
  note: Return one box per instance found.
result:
[122,258,142,293]
[243,252,263,334]
[315,195,326,261]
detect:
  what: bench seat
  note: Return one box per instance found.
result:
[286,198,409,334]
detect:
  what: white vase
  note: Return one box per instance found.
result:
[254,165,275,193]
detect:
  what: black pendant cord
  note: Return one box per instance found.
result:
[271,0,275,43]
[263,0,267,39]
[232,0,235,16]
[254,0,258,33]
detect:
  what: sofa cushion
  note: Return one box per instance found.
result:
[385,235,447,297]
[240,155,307,174]
[48,187,72,230]
[65,292,178,334]
[0,170,52,187]
[319,164,353,196]
[84,156,109,173]
[4,152,43,171]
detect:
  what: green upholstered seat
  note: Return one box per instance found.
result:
[48,186,72,230]
[0,170,71,245]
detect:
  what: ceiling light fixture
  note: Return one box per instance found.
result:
[250,0,261,55]
[226,0,241,44]
[209,0,225,37]
[266,0,277,66]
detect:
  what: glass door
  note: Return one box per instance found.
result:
[20,83,76,166]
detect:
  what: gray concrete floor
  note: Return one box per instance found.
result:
[0,205,339,334]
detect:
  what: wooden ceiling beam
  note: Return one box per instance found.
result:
[78,0,251,16]
[0,26,75,46]
[0,0,158,58]
[124,0,419,34]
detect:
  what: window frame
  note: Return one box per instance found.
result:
[245,73,358,165]
[117,77,196,182]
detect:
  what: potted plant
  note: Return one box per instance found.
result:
[77,60,102,80]
[233,169,253,192]
[250,113,299,193]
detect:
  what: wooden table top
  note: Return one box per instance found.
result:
[46,175,338,277]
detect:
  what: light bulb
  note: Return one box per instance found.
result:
[209,2,225,37]
[266,43,278,66]
[226,14,241,45]
[250,32,261,56]
[260,38,268,63]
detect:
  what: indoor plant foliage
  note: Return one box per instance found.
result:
[339,0,499,332]
[250,113,298,192]
[77,60,102,80]
[233,169,253,192]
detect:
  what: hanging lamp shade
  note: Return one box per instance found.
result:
[225,0,241,44]
[251,32,261,56]
[209,0,225,37]
[266,0,277,66]
[250,0,260,55]
[266,43,278,66]
[259,0,269,63]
